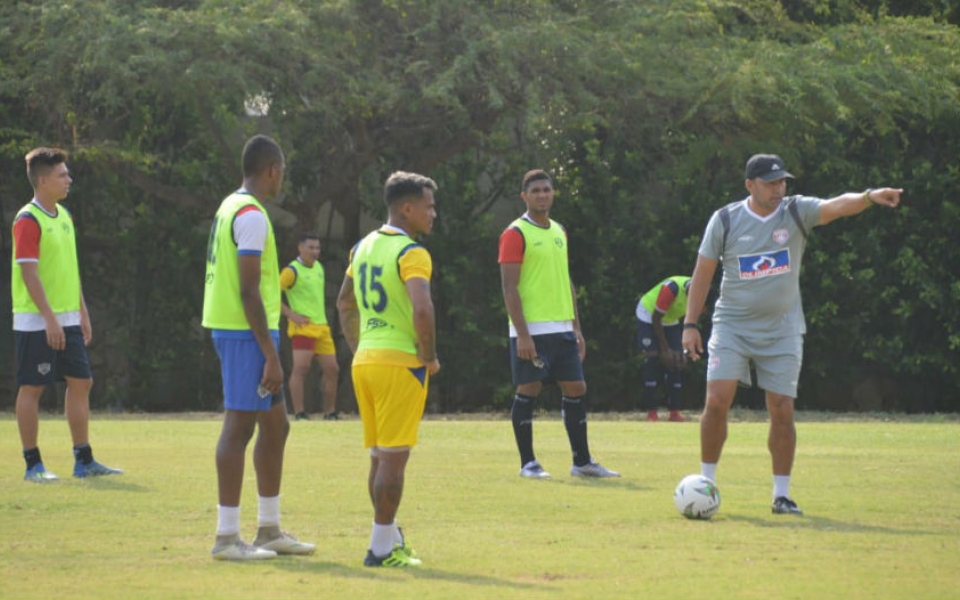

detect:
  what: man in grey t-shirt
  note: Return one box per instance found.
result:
[681,154,902,515]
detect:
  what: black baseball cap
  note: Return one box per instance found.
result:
[744,154,794,181]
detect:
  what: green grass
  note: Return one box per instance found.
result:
[1,412,958,600]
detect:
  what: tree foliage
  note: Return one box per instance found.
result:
[0,0,958,412]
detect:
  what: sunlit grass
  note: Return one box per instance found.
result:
[0,413,957,599]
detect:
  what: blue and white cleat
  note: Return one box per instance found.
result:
[73,460,123,478]
[24,463,59,483]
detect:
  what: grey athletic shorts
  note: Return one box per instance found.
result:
[706,329,803,398]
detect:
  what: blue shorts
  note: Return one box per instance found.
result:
[212,330,284,412]
[15,326,92,386]
[509,331,584,385]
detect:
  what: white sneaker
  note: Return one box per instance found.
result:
[211,539,278,561]
[253,531,316,555]
[570,461,621,478]
[519,460,551,479]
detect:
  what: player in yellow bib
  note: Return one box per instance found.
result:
[202,135,314,561]
[12,147,121,483]
[499,169,619,479]
[280,233,340,421]
[337,171,439,568]
[635,275,693,422]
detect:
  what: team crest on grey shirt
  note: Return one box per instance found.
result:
[772,228,789,244]
[737,249,791,279]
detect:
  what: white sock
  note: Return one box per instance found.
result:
[773,475,791,499]
[370,522,395,557]
[701,462,717,483]
[217,505,240,536]
[392,522,404,546]
[258,495,280,528]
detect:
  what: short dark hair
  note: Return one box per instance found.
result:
[242,135,284,177]
[521,169,551,192]
[384,171,437,206]
[25,147,68,187]
[298,232,320,244]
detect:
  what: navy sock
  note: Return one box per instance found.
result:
[511,394,537,466]
[641,356,662,410]
[562,396,591,467]
[73,443,93,465]
[666,369,683,410]
[23,447,42,470]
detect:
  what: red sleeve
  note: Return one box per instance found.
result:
[498,227,525,263]
[13,215,41,261]
[236,205,261,218]
[654,281,680,313]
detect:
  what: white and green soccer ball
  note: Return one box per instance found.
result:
[674,474,720,520]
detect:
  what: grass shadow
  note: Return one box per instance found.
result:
[73,478,151,493]
[563,477,651,492]
[271,558,544,589]
[725,513,940,536]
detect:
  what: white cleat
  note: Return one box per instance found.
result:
[519,460,551,479]
[570,461,621,478]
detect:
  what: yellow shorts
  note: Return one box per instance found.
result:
[352,363,429,449]
[287,322,336,356]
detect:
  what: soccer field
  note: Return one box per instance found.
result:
[1,413,957,600]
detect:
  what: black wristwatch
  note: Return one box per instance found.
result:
[683,323,699,330]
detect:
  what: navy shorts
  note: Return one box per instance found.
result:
[509,331,584,385]
[636,319,683,354]
[15,326,92,386]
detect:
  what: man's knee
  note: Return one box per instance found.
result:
[65,376,94,394]
[221,412,258,445]
[515,381,542,398]
[16,385,46,403]
[375,447,411,473]
[766,394,796,423]
[320,357,339,379]
[704,394,733,411]
[559,381,586,397]
[290,363,311,378]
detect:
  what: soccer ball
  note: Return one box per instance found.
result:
[674,474,720,520]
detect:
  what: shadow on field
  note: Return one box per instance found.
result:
[562,478,650,492]
[726,513,938,536]
[271,560,544,589]
[73,478,150,493]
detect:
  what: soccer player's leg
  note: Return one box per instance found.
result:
[754,335,804,515]
[251,398,315,554]
[314,325,340,419]
[509,335,546,476]
[361,364,426,567]
[210,334,277,560]
[637,319,663,420]
[16,330,60,482]
[641,354,662,420]
[549,332,619,478]
[289,334,316,420]
[701,330,752,485]
[665,323,686,422]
